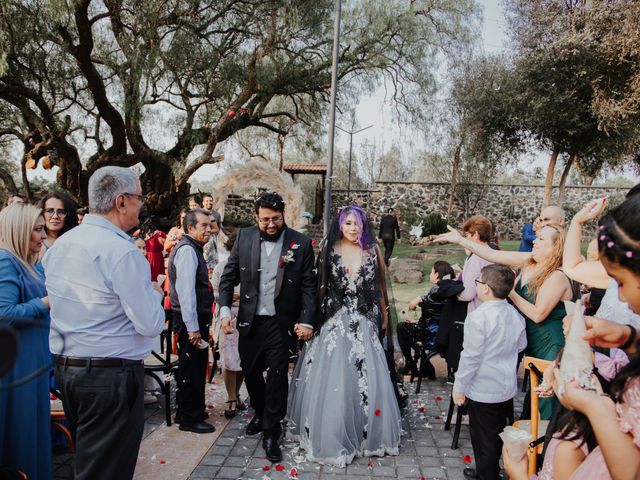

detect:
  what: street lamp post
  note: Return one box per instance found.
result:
[336,124,373,200]
[323,0,342,236]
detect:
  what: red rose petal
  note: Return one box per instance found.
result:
[435,395,442,401]
[207,404,214,410]
[50,394,57,400]
[434,415,441,420]
[290,468,298,476]
[367,460,373,468]
[418,476,426,480]
[312,239,317,246]
[229,110,235,118]
[463,455,472,464]
[262,465,271,471]
[418,406,425,413]
[413,399,419,404]
[374,409,381,416]
[290,242,295,248]
[275,464,285,471]
[159,460,166,465]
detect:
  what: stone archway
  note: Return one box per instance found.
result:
[210,160,305,229]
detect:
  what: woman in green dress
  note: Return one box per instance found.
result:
[436,224,574,419]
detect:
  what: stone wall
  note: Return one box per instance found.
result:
[333,182,630,240]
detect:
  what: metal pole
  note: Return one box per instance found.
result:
[323,0,342,236]
[347,132,353,199]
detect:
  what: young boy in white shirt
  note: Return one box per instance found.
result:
[453,264,527,480]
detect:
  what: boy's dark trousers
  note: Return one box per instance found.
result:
[468,398,513,480]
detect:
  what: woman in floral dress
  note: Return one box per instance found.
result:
[287,206,401,467]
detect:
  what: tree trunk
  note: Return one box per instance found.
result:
[583,174,595,186]
[277,134,284,171]
[557,154,575,206]
[542,150,559,207]
[141,161,188,217]
[20,150,33,202]
[447,140,463,220]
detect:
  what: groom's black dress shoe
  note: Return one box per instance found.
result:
[246,416,263,436]
[462,468,507,480]
[178,421,215,434]
[263,436,283,463]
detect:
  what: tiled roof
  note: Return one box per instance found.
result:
[282,163,327,174]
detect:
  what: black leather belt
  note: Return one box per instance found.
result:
[55,355,143,367]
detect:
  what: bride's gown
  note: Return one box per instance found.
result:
[287,247,401,467]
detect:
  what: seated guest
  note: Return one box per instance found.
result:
[453,264,527,480]
[0,204,51,480]
[398,260,463,379]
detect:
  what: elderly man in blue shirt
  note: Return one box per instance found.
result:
[44,166,165,480]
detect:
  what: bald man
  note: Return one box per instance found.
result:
[534,205,566,233]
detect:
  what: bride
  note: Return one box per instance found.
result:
[287,205,401,467]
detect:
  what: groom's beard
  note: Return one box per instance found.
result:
[260,223,287,242]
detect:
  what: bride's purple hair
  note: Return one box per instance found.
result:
[337,205,375,249]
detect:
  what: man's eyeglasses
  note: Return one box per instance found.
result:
[474,279,486,286]
[258,215,283,226]
[43,208,67,217]
[123,193,146,204]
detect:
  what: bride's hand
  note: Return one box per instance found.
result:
[294,324,313,341]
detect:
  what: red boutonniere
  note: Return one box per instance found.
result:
[290,242,300,249]
[279,249,295,268]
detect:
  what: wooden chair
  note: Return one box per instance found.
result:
[144,310,179,426]
[50,388,74,452]
[512,356,553,478]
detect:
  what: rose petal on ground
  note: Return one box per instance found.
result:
[275,464,285,471]
[375,409,381,416]
[463,455,472,464]
[262,465,271,471]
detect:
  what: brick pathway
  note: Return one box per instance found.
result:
[54,362,526,480]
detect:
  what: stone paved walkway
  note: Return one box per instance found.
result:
[186,373,525,480]
[54,361,526,480]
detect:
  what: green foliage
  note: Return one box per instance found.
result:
[421,212,448,236]
[0,0,480,212]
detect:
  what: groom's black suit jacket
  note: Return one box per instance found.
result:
[218,226,316,347]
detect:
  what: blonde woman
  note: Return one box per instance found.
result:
[0,203,51,480]
[436,224,574,419]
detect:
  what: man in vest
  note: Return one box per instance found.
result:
[168,208,216,433]
[218,192,316,462]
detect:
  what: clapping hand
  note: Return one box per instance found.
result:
[434,226,464,245]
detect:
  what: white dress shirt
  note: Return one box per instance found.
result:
[453,299,527,403]
[172,241,200,332]
[44,214,165,360]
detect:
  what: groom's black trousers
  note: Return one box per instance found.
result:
[239,315,290,440]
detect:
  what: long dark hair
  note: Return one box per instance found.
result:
[598,194,640,276]
[38,191,78,235]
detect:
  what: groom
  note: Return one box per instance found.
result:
[218,191,316,462]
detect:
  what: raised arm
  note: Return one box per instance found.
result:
[563,198,610,289]
[508,270,571,323]
[435,226,531,268]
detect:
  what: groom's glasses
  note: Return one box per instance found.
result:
[258,215,283,226]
